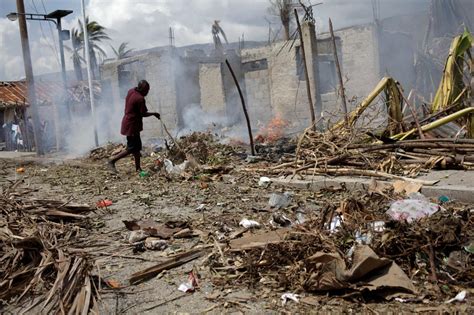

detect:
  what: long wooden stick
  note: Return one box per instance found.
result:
[329,18,348,125]
[225,59,255,155]
[129,248,206,285]
[294,9,316,131]
[160,119,183,152]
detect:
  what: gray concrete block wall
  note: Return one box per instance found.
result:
[142,51,179,139]
[334,25,380,108]
[199,63,226,115]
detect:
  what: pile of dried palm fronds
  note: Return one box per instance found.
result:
[0,187,100,313]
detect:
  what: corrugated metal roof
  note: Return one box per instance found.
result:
[0,80,62,108]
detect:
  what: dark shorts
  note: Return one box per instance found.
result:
[126,135,142,153]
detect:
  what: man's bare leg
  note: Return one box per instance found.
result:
[108,150,131,173]
[133,152,142,172]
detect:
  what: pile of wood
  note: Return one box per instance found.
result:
[266,129,474,179]
[0,187,99,313]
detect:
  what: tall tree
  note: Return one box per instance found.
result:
[111,42,134,60]
[268,0,294,40]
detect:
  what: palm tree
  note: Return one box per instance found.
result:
[70,28,83,81]
[67,17,110,80]
[111,42,134,60]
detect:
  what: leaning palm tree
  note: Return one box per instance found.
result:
[111,42,134,60]
[67,17,110,80]
[78,17,110,78]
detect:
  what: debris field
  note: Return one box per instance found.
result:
[1,131,473,314]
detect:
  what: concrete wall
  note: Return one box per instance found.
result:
[199,63,226,114]
[332,24,380,104]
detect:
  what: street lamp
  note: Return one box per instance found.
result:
[6,10,73,90]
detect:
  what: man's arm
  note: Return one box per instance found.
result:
[143,112,160,119]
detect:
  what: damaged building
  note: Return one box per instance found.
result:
[100,1,472,141]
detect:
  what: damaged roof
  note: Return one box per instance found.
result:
[0,81,60,108]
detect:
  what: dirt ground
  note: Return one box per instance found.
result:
[1,148,472,314]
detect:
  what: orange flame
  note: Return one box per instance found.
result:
[255,115,289,143]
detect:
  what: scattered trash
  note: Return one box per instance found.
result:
[195,204,206,212]
[281,293,300,305]
[144,238,168,250]
[445,290,467,303]
[272,213,292,227]
[386,193,443,223]
[369,221,385,232]
[178,272,199,293]
[239,219,261,229]
[139,170,150,178]
[328,215,342,233]
[15,167,25,173]
[268,192,292,209]
[96,199,113,208]
[164,159,190,175]
[258,176,271,187]
[128,230,149,243]
[438,195,450,203]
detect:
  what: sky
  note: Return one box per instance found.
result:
[0,0,430,81]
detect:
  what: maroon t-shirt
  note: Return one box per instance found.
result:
[120,88,148,136]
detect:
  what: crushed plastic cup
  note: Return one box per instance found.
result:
[16,167,25,173]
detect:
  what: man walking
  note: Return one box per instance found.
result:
[108,80,160,173]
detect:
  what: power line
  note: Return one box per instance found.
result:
[30,0,61,68]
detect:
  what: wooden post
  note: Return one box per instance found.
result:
[225,59,256,155]
[294,9,316,131]
[329,18,348,125]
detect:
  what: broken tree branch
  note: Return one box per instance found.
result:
[225,59,256,155]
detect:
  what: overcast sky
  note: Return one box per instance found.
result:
[0,0,430,81]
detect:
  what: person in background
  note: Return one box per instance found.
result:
[108,80,160,173]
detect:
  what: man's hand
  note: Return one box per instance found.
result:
[153,113,161,120]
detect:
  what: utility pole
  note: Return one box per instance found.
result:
[16,0,43,155]
[80,0,99,147]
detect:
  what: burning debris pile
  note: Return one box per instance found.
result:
[0,186,100,313]
[205,184,473,302]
